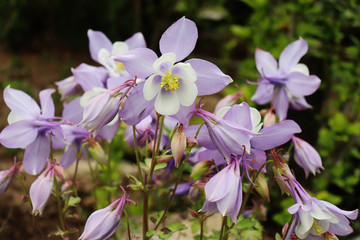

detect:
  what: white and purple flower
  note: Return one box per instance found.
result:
[251,38,321,121]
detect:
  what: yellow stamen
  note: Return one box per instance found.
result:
[313,219,323,236]
[160,70,180,92]
[115,62,125,72]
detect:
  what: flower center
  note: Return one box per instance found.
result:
[115,62,125,72]
[313,219,323,236]
[160,70,179,92]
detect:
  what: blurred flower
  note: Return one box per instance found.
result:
[292,136,323,178]
[0,86,65,175]
[79,186,136,240]
[251,38,321,121]
[0,158,20,196]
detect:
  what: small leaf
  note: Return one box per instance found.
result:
[167,222,187,232]
[154,162,167,171]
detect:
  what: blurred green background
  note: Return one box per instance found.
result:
[0,0,359,238]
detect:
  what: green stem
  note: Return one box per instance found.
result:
[200,216,204,240]
[54,176,67,232]
[132,126,144,184]
[148,115,165,183]
[154,148,191,230]
[219,216,227,240]
[124,209,132,240]
[107,141,113,203]
[282,215,294,240]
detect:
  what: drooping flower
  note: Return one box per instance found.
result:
[30,161,64,215]
[0,86,65,175]
[0,158,20,196]
[280,177,358,239]
[113,17,232,116]
[292,136,324,178]
[200,155,242,223]
[79,186,136,240]
[251,38,321,121]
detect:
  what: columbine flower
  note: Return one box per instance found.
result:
[0,158,20,196]
[280,177,358,239]
[79,186,136,240]
[251,38,321,121]
[292,136,323,178]
[79,79,136,134]
[88,30,146,77]
[201,155,242,223]
[0,86,65,174]
[113,16,232,116]
[192,102,301,164]
[30,161,64,215]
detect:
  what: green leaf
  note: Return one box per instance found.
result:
[329,112,348,133]
[167,222,187,232]
[154,162,167,171]
[67,196,81,207]
[235,218,256,230]
[146,230,156,237]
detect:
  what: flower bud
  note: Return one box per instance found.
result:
[88,141,106,164]
[263,109,276,127]
[30,170,54,216]
[273,163,294,196]
[186,137,198,148]
[171,124,186,168]
[188,207,199,218]
[254,174,270,202]
[190,160,213,181]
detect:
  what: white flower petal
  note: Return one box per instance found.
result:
[111,41,129,55]
[291,63,309,76]
[250,107,262,132]
[143,74,162,101]
[155,89,180,115]
[173,63,196,83]
[176,80,197,106]
[153,53,176,75]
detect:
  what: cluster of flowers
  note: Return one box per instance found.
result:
[0,17,357,240]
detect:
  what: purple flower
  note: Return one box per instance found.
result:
[0,158,20,196]
[79,79,136,134]
[30,161,64,216]
[0,86,65,175]
[292,136,324,178]
[193,103,301,163]
[113,17,232,116]
[79,186,136,240]
[251,38,321,121]
[88,30,146,78]
[201,157,242,223]
[280,177,358,239]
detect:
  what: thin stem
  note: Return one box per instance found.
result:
[148,115,165,183]
[107,141,113,203]
[200,217,204,240]
[54,176,67,232]
[133,126,144,184]
[124,209,132,240]
[219,216,227,240]
[282,215,294,240]
[33,216,46,240]
[143,192,148,240]
[154,148,191,230]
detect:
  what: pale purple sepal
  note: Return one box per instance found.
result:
[290,96,312,110]
[23,134,50,175]
[55,76,81,99]
[39,89,55,118]
[292,136,323,178]
[169,102,196,126]
[286,71,321,96]
[251,80,274,105]
[106,75,131,90]
[255,48,278,76]
[0,120,38,148]
[98,119,120,142]
[125,32,147,49]
[30,169,54,215]
[159,16,198,62]
[112,48,157,79]
[120,82,155,126]
[273,87,289,121]
[251,120,301,150]
[3,86,40,119]
[279,37,308,72]
[72,63,108,92]
[88,29,113,62]
[186,58,232,96]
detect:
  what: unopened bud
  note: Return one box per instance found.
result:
[254,174,270,202]
[273,163,294,195]
[171,124,186,168]
[263,109,276,127]
[324,232,338,240]
[188,208,199,218]
[88,142,106,164]
[190,160,213,181]
[186,137,197,148]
